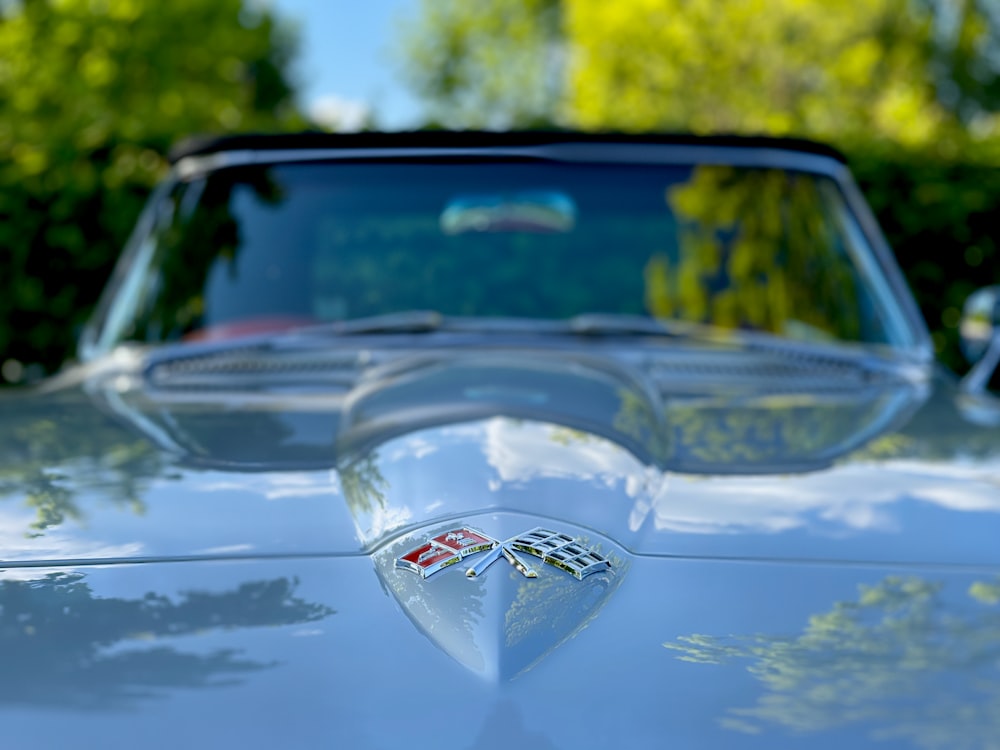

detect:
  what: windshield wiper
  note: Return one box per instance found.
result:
[305,311,699,339]
[319,310,445,335]
[322,311,696,338]
[564,313,695,338]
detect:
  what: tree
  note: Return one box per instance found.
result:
[565,0,995,152]
[0,0,303,379]
[400,0,564,128]
[401,0,1000,153]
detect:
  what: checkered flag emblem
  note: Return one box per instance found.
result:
[508,528,613,580]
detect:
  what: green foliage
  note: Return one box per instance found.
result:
[568,0,944,147]
[403,0,1000,149]
[850,147,1000,369]
[0,0,302,378]
[400,0,563,128]
[933,0,1000,121]
[563,0,1000,156]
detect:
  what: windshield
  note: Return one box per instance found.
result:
[90,159,910,350]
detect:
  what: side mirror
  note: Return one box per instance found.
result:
[960,285,1000,393]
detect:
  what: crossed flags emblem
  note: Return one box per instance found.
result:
[396,527,611,581]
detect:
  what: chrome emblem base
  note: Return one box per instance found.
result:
[396,526,611,580]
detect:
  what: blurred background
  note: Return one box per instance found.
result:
[1,0,998,384]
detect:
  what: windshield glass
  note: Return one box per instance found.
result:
[93,159,907,349]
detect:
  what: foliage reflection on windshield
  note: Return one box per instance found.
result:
[657,166,869,342]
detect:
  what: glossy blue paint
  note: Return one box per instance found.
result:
[3,137,998,749]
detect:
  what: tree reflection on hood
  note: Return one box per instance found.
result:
[0,572,334,710]
[665,575,1000,749]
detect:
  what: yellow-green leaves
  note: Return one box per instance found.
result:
[662,166,861,340]
[564,0,968,151]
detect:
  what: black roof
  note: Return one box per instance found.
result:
[169,130,847,165]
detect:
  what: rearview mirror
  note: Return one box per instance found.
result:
[440,191,576,235]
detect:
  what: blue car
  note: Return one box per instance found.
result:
[3,132,999,749]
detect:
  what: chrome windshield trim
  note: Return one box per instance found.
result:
[833,164,934,359]
[174,143,846,180]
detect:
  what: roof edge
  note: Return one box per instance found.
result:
[169,130,848,165]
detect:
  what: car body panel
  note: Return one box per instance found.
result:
[0,554,996,750]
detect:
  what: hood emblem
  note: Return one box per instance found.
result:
[396,526,611,581]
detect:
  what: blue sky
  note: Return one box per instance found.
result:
[269,0,425,130]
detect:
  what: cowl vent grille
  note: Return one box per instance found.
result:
[145,350,371,389]
[636,348,898,396]
[144,342,904,397]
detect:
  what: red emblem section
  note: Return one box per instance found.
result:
[431,528,494,556]
[401,543,458,569]
[396,527,496,579]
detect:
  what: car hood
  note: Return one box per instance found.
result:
[1,347,1000,748]
[4,550,999,750]
[1,347,998,569]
